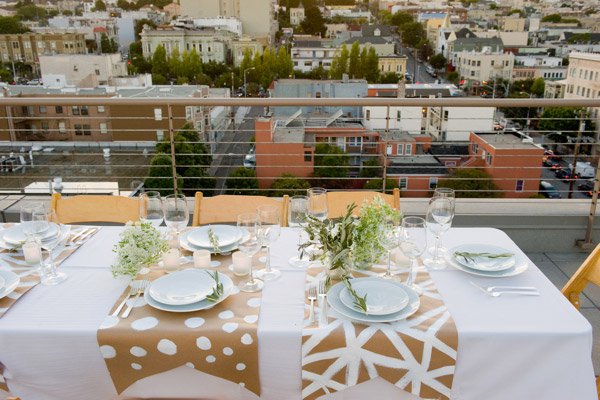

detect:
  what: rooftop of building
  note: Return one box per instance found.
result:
[387,154,448,175]
[569,51,600,61]
[454,36,503,46]
[360,24,395,37]
[0,85,209,98]
[343,36,391,45]
[475,132,544,150]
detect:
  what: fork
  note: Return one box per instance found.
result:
[67,228,96,246]
[317,280,328,327]
[112,283,139,317]
[122,280,149,318]
[470,281,540,297]
[308,285,317,324]
[469,281,538,293]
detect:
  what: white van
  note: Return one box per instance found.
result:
[572,161,595,179]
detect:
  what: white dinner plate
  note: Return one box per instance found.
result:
[327,280,420,323]
[451,244,516,272]
[186,225,242,249]
[149,269,216,306]
[339,278,409,315]
[0,275,5,291]
[180,230,244,254]
[0,270,20,300]
[446,249,528,278]
[144,271,233,312]
[3,223,60,245]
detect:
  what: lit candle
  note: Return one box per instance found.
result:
[231,251,251,277]
[22,241,41,265]
[193,250,211,269]
[162,249,181,273]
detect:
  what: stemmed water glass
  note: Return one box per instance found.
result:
[288,195,310,268]
[255,205,281,281]
[379,216,401,279]
[399,216,427,295]
[163,194,189,243]
[237,213,263,292]
[20,203,45,239]
[428,187,455,255]
[423,198,454,270]
[139,191,164,227]
[33,208,68,285]
[307,187,328,221]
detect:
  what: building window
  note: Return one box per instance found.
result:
[83,124,91,135]
[396,110,401,121]
[95,69,100,75]
[471,143,478,154]
[81,106,89,116]
[41,121,49,132]
[443,110,449,121]
[74,124,83,135]
[11,42,18,49]
[486,153,493,165]
[399,177,408,189]
[59,122,66,133]
[100,123,108,134]
[156,130,164,141]
[71,106,79,115]
[405,143,413,154]
[516,179,524,192]
[397,144,404,155]
[39,106,46,114]
[55,106,63,114]
[304,151,312,162]
[97,106,105,113]
[348,137,362,147]
[154,108,162,121]
[366,109,370,121]
[429,177,438,190]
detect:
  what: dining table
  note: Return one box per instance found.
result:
[0,226,596,400]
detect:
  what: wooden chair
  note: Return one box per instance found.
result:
[192,192,289,227]
[561,243,600,397]
[50,193,139,224]
[326,188,400,219]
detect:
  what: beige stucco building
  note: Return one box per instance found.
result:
[499,17,526,32]
[179,0,274,44]
[378,55,407,77]
[290,5,305,26]
[455,51,515,84]
[231,37,263,67]
[564,52,600,131]
[39,54,128,87]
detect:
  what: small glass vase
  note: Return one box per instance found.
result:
[325,253,352,288]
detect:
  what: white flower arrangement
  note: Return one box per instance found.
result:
[111,221,169,278]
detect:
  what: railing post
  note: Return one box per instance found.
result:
[568,111,585,199]
[577,154,600,249]
[167,104,178,194]
[382,105,390,193]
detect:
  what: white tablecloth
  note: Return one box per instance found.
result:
[0,227,595,400]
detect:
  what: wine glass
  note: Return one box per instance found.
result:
[399,216,427,295]
[288,195,310,268]
[307,187,328,221]
[255,205,281,281]
[33,209,68,285]
[379,216,401,279]
[163,194,189,241]
[237,213,263,292]
[423,198,454,270]
[20,203,45,238]
[429,187,455,255]
[139,191,163,227]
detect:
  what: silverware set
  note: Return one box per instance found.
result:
[113,280,150,319]
[470,281,540,297]
[307,280,328,327]
[67,228,97,246]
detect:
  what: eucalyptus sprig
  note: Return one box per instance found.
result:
[206,270,223,303]
[343,278,368,314]
[454,251,514,264]
[208,228,221,254]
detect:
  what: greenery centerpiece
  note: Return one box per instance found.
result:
[111,221,169,278]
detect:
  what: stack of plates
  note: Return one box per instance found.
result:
[144,269,233,312]
[327,277,420,323]
[180,225,244,254]
[446,243,528,278]
[0,223,60,249]
[0,269,20,300]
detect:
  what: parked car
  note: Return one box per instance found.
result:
[405,73,413,83]
[539,181,561,198]
[425,65,437,77]
[577,180,598,197]
[573,161,595,179]
[26,79,41,86]
[543,149,562,162]
[555,167,578,182]
[243,146,255,169]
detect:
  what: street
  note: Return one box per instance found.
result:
[541,164,589,199]
[210,106,261,194]
[399,46,445,84]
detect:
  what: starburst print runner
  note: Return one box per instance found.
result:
[97,253,262,396]
[302,265,458,400]
[0,224,97,318]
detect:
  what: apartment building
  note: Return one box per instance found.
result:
[291,38,337,73]
[378,55,407,77]
[426,106,495,141]
[564,51,600,132]
[0,32,86,68]
[341,36,395,57]
[290,4,305,26]
[179,0,274,44]
[455,51,514,85]
[39,54,127,87]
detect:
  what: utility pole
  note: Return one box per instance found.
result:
[231,71,235,134]
[413,49,418,82]
[568,111,586,199]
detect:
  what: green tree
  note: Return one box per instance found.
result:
[143,154,183,196]
[239,48,253,77]
[134,18,157,41]
[313,143,349,178]
[359,158,382,178]
[429,53,447,71]
[181,49,202,82]
[275,46,293,78]
[168,47,182,79]
[129,41,151,73]
[226,167,259,195]
[16,4,47,21]
[330,44,349,79]
[93,0,107,11]
[117,0,134,10]
[270,173,311,196]
[0,16,29,34]
[530,77,545,97]
[538,107,580,136]
[363,179,397,193]
[417,38,433,61]
[438,169,502,198]
[380,72,400,83]
[400,22,425,48]
[300,6,326,36]
[359,47,368,78]
[446,71,460,84]
[182,167,216,196]
[155,123,212,174]
[541,13,561,23]
[100,34,116,53]
[348,41,361,79]
[151,44,169,77]
[364,47,379,83]
[390,12,413,27]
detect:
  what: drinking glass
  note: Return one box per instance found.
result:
[423,198,454,270]
[307,187,328,221]
[379,217,401,279]
[20,203,45,238]
[255,205,281,281]
[429,187,455,255]
[139,191,163,227]
[288,195,310,268]
[163,194,189,240]
[399,216,427,295]
[237,213,263,292]
[33,209,68,285]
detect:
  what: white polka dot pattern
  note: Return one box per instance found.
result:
[223,347,233,356]
[157,339,177,355]
[130,346,147,357]
[131,317,159,331]
[222,322,239,333]
[100,345,116,359]
[184,317,205,329]
[196,336,211,350]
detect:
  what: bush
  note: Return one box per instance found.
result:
[438,169,503,198]
[226,167,259,195]
[144,154,183,196]
[270,173,311,197]
[363,179,397,193]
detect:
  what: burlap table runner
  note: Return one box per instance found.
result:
[0,224,98,318]
[301,263,458,400]
[97,252,262,395]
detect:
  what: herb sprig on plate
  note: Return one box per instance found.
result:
[206,271,223,303]
[208,228,221,254]
[454,251,514,264]
[343,278,368,314]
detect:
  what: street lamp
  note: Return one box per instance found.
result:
[243,67,255,98]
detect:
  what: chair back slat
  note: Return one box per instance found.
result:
[51,193,139,224]
[562,243,600,309]
[326,188,400,219]
[193,192,289,227]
